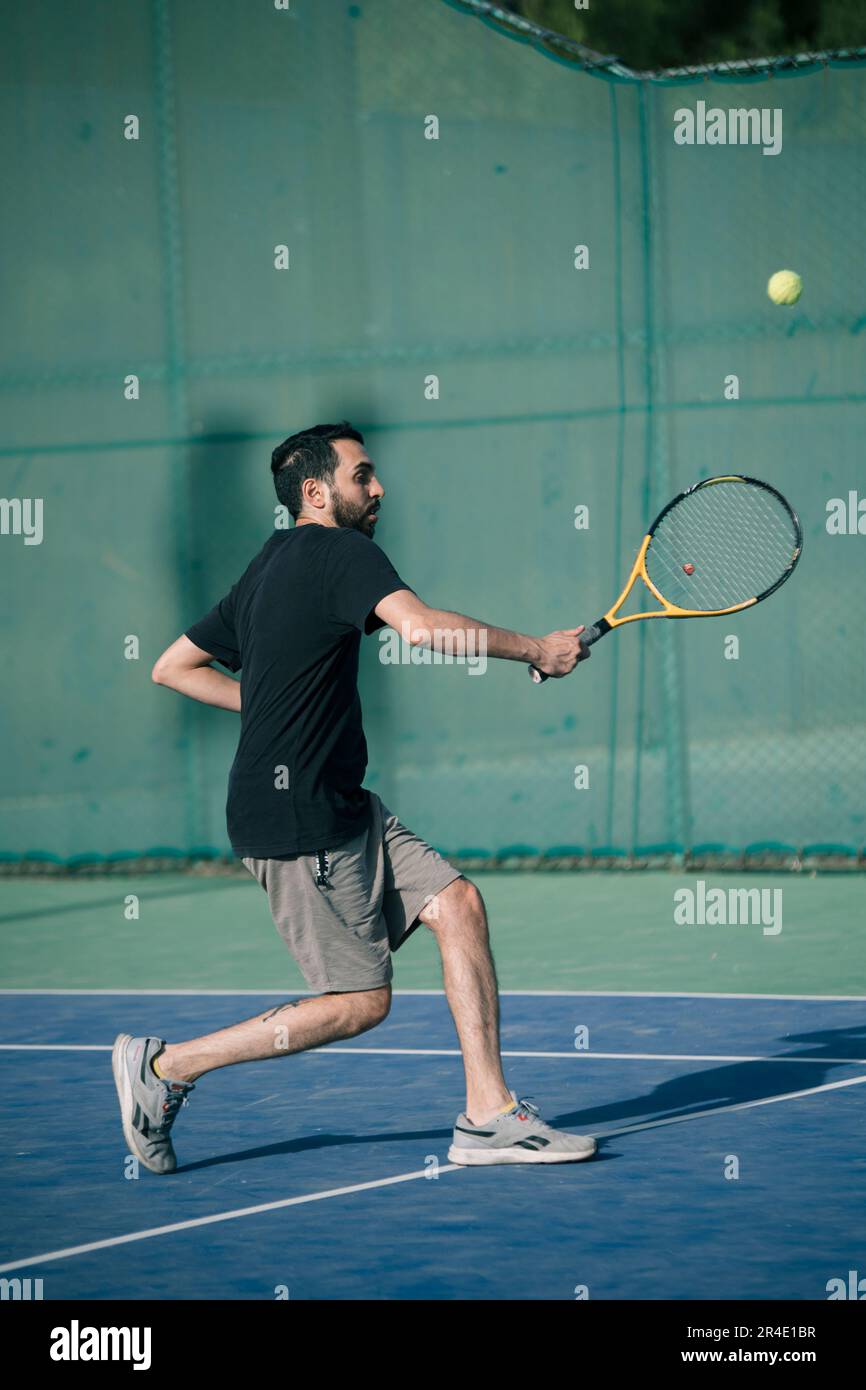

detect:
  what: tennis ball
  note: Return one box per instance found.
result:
[767,269,802,306]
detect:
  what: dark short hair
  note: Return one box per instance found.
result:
[270,421,364,519]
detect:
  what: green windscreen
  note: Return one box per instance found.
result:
[2,0,864,866]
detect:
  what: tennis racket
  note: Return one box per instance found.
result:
[529,475,802,683]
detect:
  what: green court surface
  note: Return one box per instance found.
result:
[2,871,863,995]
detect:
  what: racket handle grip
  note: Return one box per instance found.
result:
[528,623,604,684]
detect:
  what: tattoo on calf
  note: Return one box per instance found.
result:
[261,1000,302,1022]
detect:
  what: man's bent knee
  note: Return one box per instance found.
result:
[420,876,486,931]
[339,984,391,1033]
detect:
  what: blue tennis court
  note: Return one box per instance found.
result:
[2,990,863,1300]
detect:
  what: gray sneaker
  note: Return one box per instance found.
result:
[448,1093,597,1165]
[112,1034,194,1175]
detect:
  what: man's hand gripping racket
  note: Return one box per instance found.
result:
[529,476,802,684]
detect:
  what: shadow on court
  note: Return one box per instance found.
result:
[553,1024,866,1133]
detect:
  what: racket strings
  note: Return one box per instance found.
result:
[646,481,799,612]
[651,499,791,610]
[698,483,798,594]
[652,496,787,607]
[651,486,796,609]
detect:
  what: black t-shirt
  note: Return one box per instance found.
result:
[185,524,409,857]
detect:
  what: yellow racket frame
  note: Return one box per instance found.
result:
[528,474,802,683]
[603,531,757,629]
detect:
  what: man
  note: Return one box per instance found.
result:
[113,422,595,1174]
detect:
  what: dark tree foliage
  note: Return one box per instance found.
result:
[502,0,866,70]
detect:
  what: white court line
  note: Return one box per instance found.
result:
[1,1070,864,1276]
[593,1071,866,1137]
[0,1166,454,1275]
[0,1045,113,1052]
[315,1047,866,1065]
[1,1043,865,1065]
[1,988,864,1001]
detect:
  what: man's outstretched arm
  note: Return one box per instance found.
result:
[374,590,590,680]
[151,636,241,711]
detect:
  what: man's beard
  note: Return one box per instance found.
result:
[331,487,378,536]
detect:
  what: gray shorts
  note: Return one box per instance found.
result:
[243,792,462,994]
